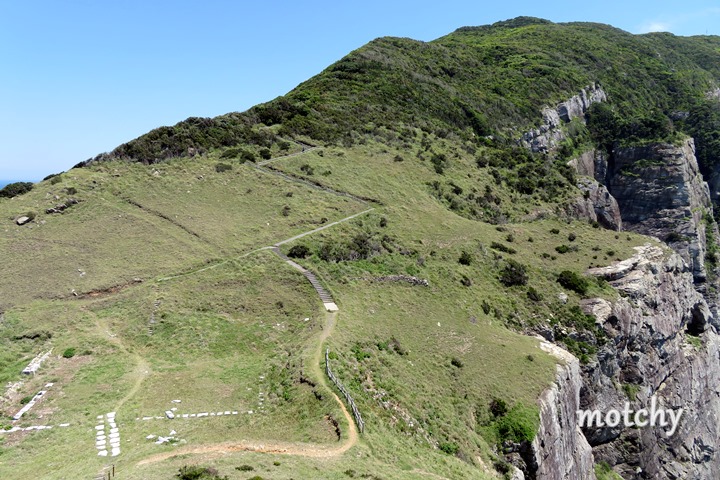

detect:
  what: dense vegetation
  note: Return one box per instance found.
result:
[80,18,720,168]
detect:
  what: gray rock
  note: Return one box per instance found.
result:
[608,138,712,283]
[15,216,30,225]
[582,246,720,478]
[520,84,607,153]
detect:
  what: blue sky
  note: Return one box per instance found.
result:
[1,1,719,181]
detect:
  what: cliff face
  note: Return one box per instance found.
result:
[583,244,720,479]
[604,139,714,284]
[529,342,597,480]
[520,83,607,153]
[520,88,720,478]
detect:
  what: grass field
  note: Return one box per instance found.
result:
[0,136,650,479]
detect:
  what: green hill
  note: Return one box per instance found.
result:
[1,17,719,480]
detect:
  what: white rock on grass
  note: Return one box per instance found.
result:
[98,450,108,457]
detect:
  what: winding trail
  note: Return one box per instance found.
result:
[137,146,363,467]
[137,312,357,466]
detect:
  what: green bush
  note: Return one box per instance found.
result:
[555,245,570,254]
[176,465,228,480]
[557,270,590,295]
[527,286,542,302]
[489,398,508,417]
[439,441,459,455]
[20,395,32,405]
[215,163,232,173]
[495,403,539,444]
[235,465,254,471]
[0,182,33,198]
[451,357,464,368]
[287,245,310,259]
[458,251,473,265]
[499,259,528,287]
[259,148,272,160]
[490,241,516,254]
[220,148,242,159]
[62,348,76,359]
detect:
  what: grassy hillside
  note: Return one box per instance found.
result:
[0,17,713,480]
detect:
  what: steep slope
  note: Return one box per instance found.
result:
[2,17,720,480]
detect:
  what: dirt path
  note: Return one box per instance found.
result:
[93,316,152,413]
[137,312,358,466]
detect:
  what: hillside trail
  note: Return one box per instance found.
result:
[137,311,358,466]
[92,314,151,413]
[135,145,363,466]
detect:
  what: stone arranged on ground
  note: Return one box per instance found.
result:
[12,383,53,420]
[95,412,121,457]
[21,350,52,375]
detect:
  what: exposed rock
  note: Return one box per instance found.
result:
[45,198,79,214]
[607,138,714,284]
[520,84,607,153]
[524,341,596,479]
[15,216,31,225]
[581,245,720,478]
[567,178,622,231]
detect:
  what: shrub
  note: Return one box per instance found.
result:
[550,228,560,234]
[20,395,32,405]
[527,286,542,302]
[499,259,528,287]
[568,232,576,241]
[66,187,77,195]
[241,150,256,163]
[379,217,388,228]
[557,270,590,295]
[490,241,516,254]
[259,148,271,160]
[505,233,514,243]
[176,465,228,480]
[555,245,570,254]
[606,250,616,257]
[458,251,473,265]
[0,182,34,198]
[220,148,241,159]
[215,163,232,173]
[287,245,310,259]
[300,164,314,175]
[439,441,459,455]
[48,174,63,185]
[495,404,539,444]
[62,348,76,359]
[278,141,291,151]
[393,154,404,162]
[235,465,254,472]
[451,357,464,368]
[489,398,508,417]
[281,205,291,217]
[481,300,491,315]
[460,275,473,287]
[430,152,448,174]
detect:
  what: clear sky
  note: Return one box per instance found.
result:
[1,0,719,181]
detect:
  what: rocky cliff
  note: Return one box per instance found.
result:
[582,244,720,479]
[520,84,607,153]
[604,139,715,285]
[520,90,720,478]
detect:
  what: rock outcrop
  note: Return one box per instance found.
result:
[527,342,597,480]
[567,178,622,231]
[606,138,715,284]
[520,84,607,153]
[581,244,720,479]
